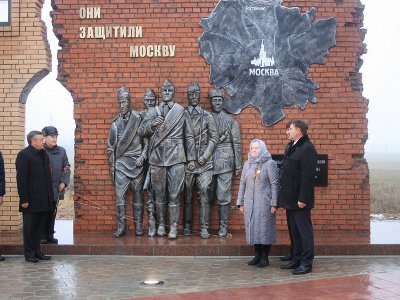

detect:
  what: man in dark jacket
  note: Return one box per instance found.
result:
[0,151,6,261]
[16,131,53,262]
[279,122,294,262]
[42,126,71,244]
[278,119,317,275]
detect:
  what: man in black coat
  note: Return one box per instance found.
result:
[16,131,53,262]
[42,126,71,244]
[278,119,317,275]
[279,122,294,262]
[0,151,6,261]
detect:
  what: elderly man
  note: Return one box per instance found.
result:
[209,89,242,238]
[107,87,148,237]
[139,79,196,239]
[41,126,71,244]
[16,131,53,262]
[278,119,318,275]
[184,83,218,239]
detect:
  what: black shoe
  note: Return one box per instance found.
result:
[40,239,48,244]
[247,256,260,266]
[292,265,312,275]
[279,254,293,261]
[0,255,5,261]
[25,257,39,263]
[280,261,300,269]
[257,258,270,268]
[47,237,58,244]
[37,255,52,260]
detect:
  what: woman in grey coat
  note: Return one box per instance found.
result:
[237,139,279,268]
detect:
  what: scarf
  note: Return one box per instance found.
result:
[248,139,271,164]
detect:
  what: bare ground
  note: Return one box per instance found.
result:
[56,190,74,220]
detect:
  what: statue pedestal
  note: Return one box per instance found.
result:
[1,223,396,256]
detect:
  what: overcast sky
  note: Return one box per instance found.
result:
[361,0,400,153]
[25,0,75,160]
[25,0,399,155]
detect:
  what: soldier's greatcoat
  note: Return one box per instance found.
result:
[107,111,147,180]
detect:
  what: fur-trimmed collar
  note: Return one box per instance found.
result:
[286,135,310,157]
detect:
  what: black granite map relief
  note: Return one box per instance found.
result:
[198,0,337,126]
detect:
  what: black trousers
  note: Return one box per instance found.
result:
[23,212,48,259]
[286,209,294,257]
[287,209,314,267]
[44,201,58,238]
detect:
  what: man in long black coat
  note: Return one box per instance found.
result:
[278,119,317,275]
[16,131,53,262]
[0,151,6,261]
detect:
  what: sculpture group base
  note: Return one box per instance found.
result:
[1,226,400,256]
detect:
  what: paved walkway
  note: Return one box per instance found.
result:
[0,255,399,299]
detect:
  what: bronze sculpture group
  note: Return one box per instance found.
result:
[107,80,242,239]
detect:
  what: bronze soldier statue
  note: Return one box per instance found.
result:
[184,83,219,239]
[209,88,242,237]
[139,79,196,239]
[107,87,148,237]
[140,89,157,237]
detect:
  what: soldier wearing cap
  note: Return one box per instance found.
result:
[183,83,218,239]
[140,89,157,237]
[139,79,197,239]
[107,87,147,237]
[42,126,71,244]
[209,88,242,237]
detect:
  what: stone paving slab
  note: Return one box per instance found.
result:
[0,256,399,299]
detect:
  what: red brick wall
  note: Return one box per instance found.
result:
[52,0,369,234]
[0,0,50,231]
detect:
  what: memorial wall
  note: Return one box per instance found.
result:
[0,0,50,231]
[51,0,369,235]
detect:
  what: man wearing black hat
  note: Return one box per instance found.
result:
[42,126,71,244]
